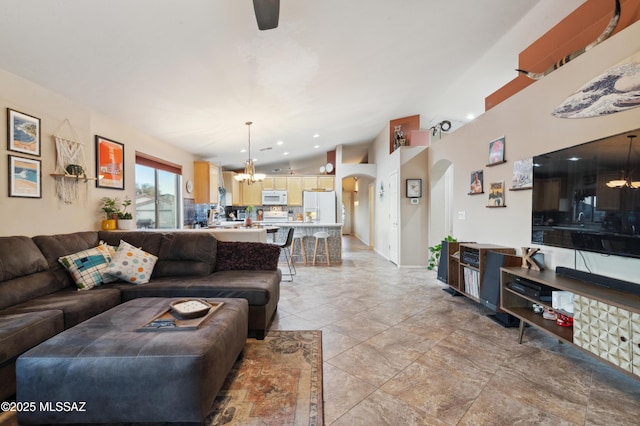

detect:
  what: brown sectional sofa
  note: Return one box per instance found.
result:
[0,230,282,402]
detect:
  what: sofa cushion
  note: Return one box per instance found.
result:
[118,270,280,306]
[97,231,163,257]
[0,236,62,311]
[58,245,112,290]
[153,232,217,277]
[3,287,121,329]
[104,240,158,284]
[215,241,280,271]
[32,232,100,289]
[0,310,64,365]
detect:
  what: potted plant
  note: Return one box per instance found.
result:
[245,205,254,227]
[117,196,133,230]
[427,235,457,270]
[99,197,119,230]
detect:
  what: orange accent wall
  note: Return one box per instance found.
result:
[486,0,640,111]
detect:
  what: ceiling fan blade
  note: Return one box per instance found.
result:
[253,0,279,30]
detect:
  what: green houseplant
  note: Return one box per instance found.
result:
[244,205,254,227]
[427,235,457,270]
[99,197,119,230]
[117,196,133,229]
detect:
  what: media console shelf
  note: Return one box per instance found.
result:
[452,243,515,302]
[500,266,640,380]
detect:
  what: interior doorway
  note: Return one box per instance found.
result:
[429,159,454,249]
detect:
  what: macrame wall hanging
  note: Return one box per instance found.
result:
[52,119,91,203]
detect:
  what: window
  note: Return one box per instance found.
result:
[135,153,182,229]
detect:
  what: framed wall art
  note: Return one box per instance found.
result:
[9,155,41,198]
[469,170,484,194]
[511,157,533,189]
[487,180,505,207]
[96,135,124,189]
[487,136,505,166]
[406,178,422,198]
[7,109,41,156]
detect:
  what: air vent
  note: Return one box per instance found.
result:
[260,147,272,151]
[272,168,281,173]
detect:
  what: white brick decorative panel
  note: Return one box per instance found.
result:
[632,312,640,377]
[572,295,632,373]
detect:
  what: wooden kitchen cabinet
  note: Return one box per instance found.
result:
[317,176,334,190]
[287,177,303,206]
[302,176,317,190]
[193,161,211,204]
[241,180,262,206]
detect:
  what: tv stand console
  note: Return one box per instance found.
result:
[500,266,640,380]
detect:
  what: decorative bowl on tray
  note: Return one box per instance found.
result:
[169,299,212,319]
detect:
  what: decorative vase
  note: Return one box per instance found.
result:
[244,217,252,227]
[101,219,117,230]
[117,219,133,230]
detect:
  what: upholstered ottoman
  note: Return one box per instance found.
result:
[16,297,248,425]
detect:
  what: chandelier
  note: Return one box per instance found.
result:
[606,135,639,189]
[234,121,266,185]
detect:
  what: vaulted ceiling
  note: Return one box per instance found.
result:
[0,0,584,173]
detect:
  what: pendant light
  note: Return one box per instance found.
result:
[234,121,266,185]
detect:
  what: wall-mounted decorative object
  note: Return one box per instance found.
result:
[96,135,124,190]
[429,120,452,136]
[510,158,533,190]
[51,119,95,203]
[552,49,640,118]
[406,178,422,198]
[7,109,40,157]
[487,136,505,166]
[379,181,384,199]
[469,170,484,195]
[487,181,505,207]
[9,155,41,198]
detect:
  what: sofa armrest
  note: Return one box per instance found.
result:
[214,241,280,272]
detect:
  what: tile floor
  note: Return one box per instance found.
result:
[271,236,640,425]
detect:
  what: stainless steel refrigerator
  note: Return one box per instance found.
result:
[303,191,337,223]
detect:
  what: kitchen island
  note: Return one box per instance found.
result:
[263,222,343,264]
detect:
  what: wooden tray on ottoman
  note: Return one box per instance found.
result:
[137,300,224,332]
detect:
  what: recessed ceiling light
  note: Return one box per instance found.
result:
[240,148,246,153]
[313,133,320,138]
[314,145,320,149]
[283,152,289,156]
[466,114,475,120]
[277,140,284,145]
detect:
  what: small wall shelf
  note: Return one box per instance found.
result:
[509,187,532,191]
[485,160,507,167]
[486,205,507,208]
[50,173,97,181]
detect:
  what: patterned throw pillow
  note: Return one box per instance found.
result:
[98,241,119,283]
[104,240,158,284]
[58,245,112,291]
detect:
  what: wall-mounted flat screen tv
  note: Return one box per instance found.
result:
[531,129,640,259]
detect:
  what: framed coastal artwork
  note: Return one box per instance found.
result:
[487,136,505,166]
[95,135,125,190]
[7,109,41,157]
[469,170,483,194]
[9,155,41,198]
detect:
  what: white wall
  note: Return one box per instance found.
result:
[0,68,198,237]
[427,21,640,283]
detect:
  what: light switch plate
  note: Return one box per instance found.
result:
[458,211,466,220]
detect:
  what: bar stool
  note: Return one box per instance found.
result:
[312,231,330,266]
[275,228,295,281]
[290,231,307,265]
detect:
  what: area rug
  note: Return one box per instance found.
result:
[206,330,323,426]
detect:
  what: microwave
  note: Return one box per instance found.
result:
[262,190,287,205]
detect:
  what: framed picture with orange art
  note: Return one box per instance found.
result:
[96,135,125,190]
